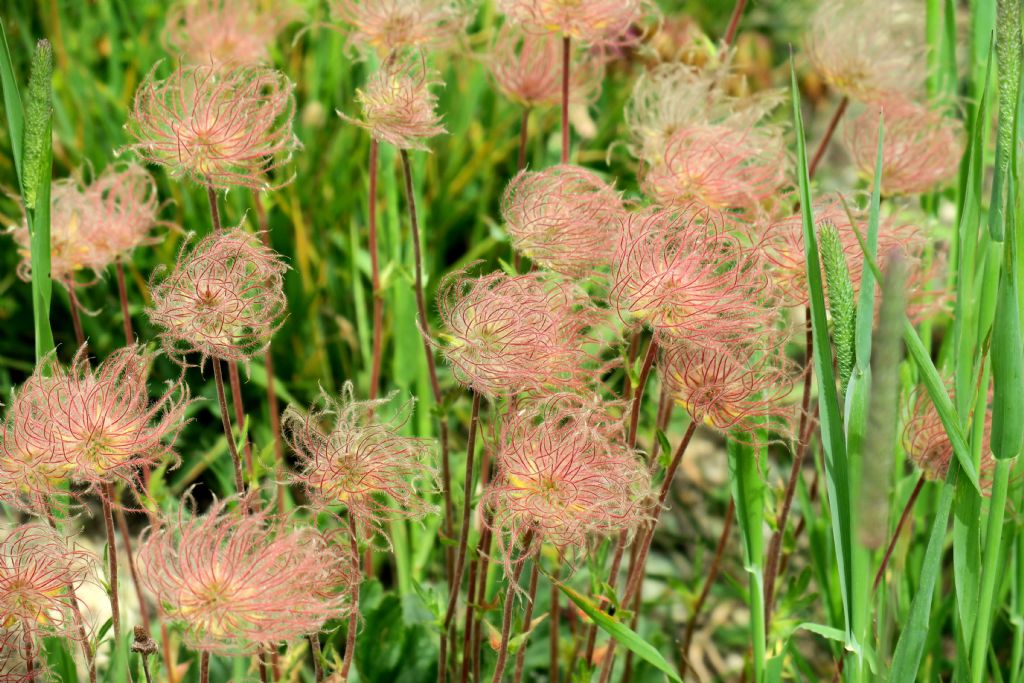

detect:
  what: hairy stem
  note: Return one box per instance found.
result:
[101,484,121,641]
[200,652,210,683]
[206,185,221,232]
[310,634,324,682]
[628,337,658,448]
[491,531,536,683]
[513,552,542,683]
[115,259,134,342]
[723,0,749,46]
[561,36,570,164]
[212,359,246,497]
[114,507,151,634]
[227,361,254,474]
[341,517,361,682]
[24,623,34,683]
[808,96,849,180]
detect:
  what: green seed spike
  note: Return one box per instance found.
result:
[858,250,906,550]
[21,39,53,210]
[819,221,857,394]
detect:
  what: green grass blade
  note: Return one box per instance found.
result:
[557,583,683,683]
[728,438,766,682]
[0,18,25,183]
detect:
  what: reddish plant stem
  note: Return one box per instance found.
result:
[24,623,34,683]
[439,391,481,683]
[116,259,134,342]
[518,107,531,173]
[114,507,151,635]
[584,530,628,664]
[628,338,658,449]
[45,512,96,682]
[620,588,643,683]
[400,149,455,582]
[341,517,361,681]
[560,36,571,164]
[206,186,222,232]
[227,361,254,475]
[599,422,698,683]
[310,635,324,682]
[550,564,560,683]
[368,140,384,402]
[873,475,926,592]
[807,96,850,180]
[622,330,641,400]
[101,484,122,642]
[471,520,496,682]
[512,552,543,683]
[679,498,735,679]
[68,279,86,348]
[490,530,536,683]
[200,652,210,683]
[212,359,247,497]
[722,0,748,46]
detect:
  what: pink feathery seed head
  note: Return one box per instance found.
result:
[843,99,965,196]
[435,268,600,399]
[499,0,656,49]
[804,0,925,103]
[625,60,783,165]
[903,385,994,489]
[147,226,289,364]
[641,123,788,214]
[489,24,603,109]
[0,524,92,646]
[24,345,189,491]
[89,162,170,259]
[331,0,471,55]
[282,382,438,536]
[165,0,302,68]
[125,63,299,190]
[137,496,357,654]
[339,53,446,151]
[661,339,797,439]
[611,206,775,345]
[501,164,624,276]
[484,400,650,571]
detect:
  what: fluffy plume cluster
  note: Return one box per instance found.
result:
[484,397,649,564]
[332,0,470,54]
[499,0,654,48]
[137,497,358,654]
[641,123,787,213]
[164,0,301,67]
[903,386,994,486]
[489,24,602,108]
[436,270,599,398]
[340,55,446,151]
[0,525,91,659]
[502,164,624,276]
[126,64,299,190]
[148,227,288,364]
[805,0,925,103]
[1,346,188,499]
[612,207,771,345]
[843,99,964,196]
[10,164,164,284]
[283,383,437,535]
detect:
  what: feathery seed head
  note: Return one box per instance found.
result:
[499,0,655,48]
[904,385,994,486]
[489,24,603,108]
[137,497,357,654]
[436,269,599,398]
[148,227,288,364]
[126,63,299,190]
[165,0,301,67]
[283,382,437,534]
[501,164,624,276]
[843,99,964,196]
[332,0,470,55]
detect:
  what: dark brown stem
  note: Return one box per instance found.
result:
[258,654,269,683]
[206,185,222,232]
[140,653,153,683]
[368,140,384,402]
[679,498,735,679]
[68,279,86,348]
[550,564,560,683]
[560,36,570,164]
[101,484,121,641]
[471,521,496,682]
[310,634,324,682]
[24,623,34,683]
[627,337,658,449]
[200,652,210,683]
[227,361,254,475]
[491,530,536,683]
[512,552,542,683]
[114,506,151,634]
[439,391,481,683]
[722,0,748,46]
[400,149,455,589]
[341,517,361,681]
[807,96,850,180]
[873,475,925,592]
[212,360,246,497]
[115,259,134,342]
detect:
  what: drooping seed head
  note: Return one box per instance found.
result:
[804,0,926,103]
[137,497,357,654]
[488,24,603,109]
[0,525,92,651]
[904,384,994,487]
[501,164,624,276]
[611,207,773,345]
[148,227,289,364]
[435,269,600,398]
[331,0,470,55]
[499,0,656,48]
[283,382,437,535]
[484,398,650,567]
[17,345,189,492]
[640,123,787,214]
[165,0,302,67]
[843,99,964,196]
[126,63,299,190]
[339,54,446,151]
[10,178,100,284]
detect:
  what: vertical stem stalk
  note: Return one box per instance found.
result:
[67,278,85,348]
[873,475,925,592]
[206,185,221,232]
[549,564,560,683]
[114,507,151,634]
[368,140,384,401]
[115,259,134,342]
[491,531,536,683]
[226,361,253,474]
[560,36,570,164]
[722,0,748,46]
[807,97,849,180]
[101,484,121,641]
[310,634,324,682]
[212,359,246,496]
[512,553,542,683]
[341,517,362,682]
[24,623,34,683]
[200,652,210,683]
